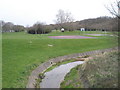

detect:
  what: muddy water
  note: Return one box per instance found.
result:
[40,61,84,88]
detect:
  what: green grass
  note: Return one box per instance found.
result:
[2,31,118,88]
[49,30,111,36]
[61,51,119,88]
[61,65,83,88]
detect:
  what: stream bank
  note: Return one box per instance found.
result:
[40,61,84,88]
[61,51,119,88]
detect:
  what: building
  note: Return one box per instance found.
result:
[80,28,85,31]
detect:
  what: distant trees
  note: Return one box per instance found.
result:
[12,25,25,32]
[77,16,118,31]
[54,15,117,31]
[27,22,52,34]
[55,9,74,24]
[1,21,25,32]
[1,21,52,34]
[1,11,118,34]
[55,9,75,31]
[62,22,79,31]
[2,22,14,32]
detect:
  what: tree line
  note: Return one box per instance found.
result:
[0,16,118,34]
[1,0,119,34]
[0,21,25,32]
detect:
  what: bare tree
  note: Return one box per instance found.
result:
[105,0,120,32]
[28,22,52,34]
[33,22,45,34]
[56,9,65,24]
[2,22,14,32]
[12,25,25,32]
[55,9,74,28]
[106,0,120,19]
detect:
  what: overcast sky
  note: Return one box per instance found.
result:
[0,0,115,26]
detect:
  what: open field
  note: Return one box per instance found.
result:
[2,31,118,88]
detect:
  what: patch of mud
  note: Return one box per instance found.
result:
[48,36,96,39]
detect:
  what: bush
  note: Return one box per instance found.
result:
[27,22,52,34]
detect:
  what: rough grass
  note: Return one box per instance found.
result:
[61,65,83,88]
[61,51,119,88]
[2,31,118,88]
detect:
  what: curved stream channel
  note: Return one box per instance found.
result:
[40,61,84,88]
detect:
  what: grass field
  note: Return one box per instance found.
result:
[2,31,118,88]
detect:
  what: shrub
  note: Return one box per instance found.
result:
[27,22,52,34]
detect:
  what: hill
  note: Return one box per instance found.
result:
[75,16,118,31]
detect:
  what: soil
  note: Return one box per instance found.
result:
[48,35,96,39]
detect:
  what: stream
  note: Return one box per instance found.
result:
[40,61,84,88]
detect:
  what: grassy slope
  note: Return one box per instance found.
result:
[61,52,119,88]
[2,31,118,88]
[61,65,83,88]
